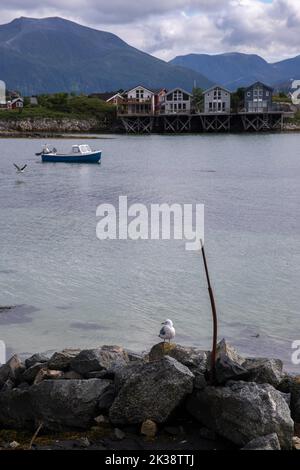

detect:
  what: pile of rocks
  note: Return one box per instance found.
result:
[0,341,299,450]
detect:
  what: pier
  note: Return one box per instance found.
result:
[118,111,286,134]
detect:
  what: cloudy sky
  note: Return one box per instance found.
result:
[1,0,300,62]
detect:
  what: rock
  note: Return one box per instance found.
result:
[215,352,249,385]
[22,363,46,384]
[94,415,109,425]
[243,358,283,387]
[34,369,63,384]
[1,379,15,391]
[114,428,125,440]
[0,388,33,429]
[242,433,281,450]
[63,371,83,380]
[141,419,158,438]
[25,353,49,369]
[149,343,208,373]
[29,379,112,430]
[214,339,245,366]
[194,372,207,390]
[109,356,194,425]
[125,350,144,362]
[48,350,80,371]
[186,381,293,449]
[197,427,217,441]
[164,425,183,436]
[114,362,145,392]
[9,441,20,449]
[98,384,116,410]
[278,375,300,423]
[75,437,90,448]
[0,355,24,387]
[149,343,208,392]
[212,339,249,385]
[293,436,300,450]
[71,346,129,376]
[85,371,108,379]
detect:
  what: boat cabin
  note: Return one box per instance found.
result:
[72,145,92,154]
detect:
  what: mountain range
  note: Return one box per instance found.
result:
[1,17,300,95]
[170,53,300,90]
[0,17,212,95]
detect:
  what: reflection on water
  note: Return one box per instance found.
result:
[0,134,300,371]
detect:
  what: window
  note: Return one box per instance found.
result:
[247,92,251,97]
[136,89,144,100]
[173,90,183,101]
[209,102,212,110]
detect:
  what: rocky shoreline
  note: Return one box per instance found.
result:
[0,117,300,137]
[0,117,121,137]
[0,340,299,451]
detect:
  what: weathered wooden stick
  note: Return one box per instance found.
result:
[28,422,43,450]
[200,239,218,383]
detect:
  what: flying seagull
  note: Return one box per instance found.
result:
[13,163,27,173]
[159,319,176,343]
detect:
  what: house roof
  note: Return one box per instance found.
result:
[126,85,155,95]
[106,93,125,102]
[204,85,231,94]
[244,81,273,92]
[11,97,24,104]
[89,92,123,101]
[165,87,192,97]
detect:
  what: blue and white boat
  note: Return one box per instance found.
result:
[40,144,101,164]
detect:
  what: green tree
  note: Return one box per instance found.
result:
[231,87,245,112]
[192,87,204,113]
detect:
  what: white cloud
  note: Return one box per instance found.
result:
[0,0,300,62]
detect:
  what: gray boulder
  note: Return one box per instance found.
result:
[149,343,208,372]
[186,380,293,449]
[0,388,33,429]
[215,352,249,384]
[22,363,46,384]
[109,356,194,425]
[210,339,249,385]
[25,353,49,369]
[243,358,283,387]
[71,345,129,376]
[0,355,24,387]
[278,375,300,422]
[0,378,112,430]
[149,343,208,391]
[242,433,281,450]
[29,379,112,430]
[113,361,145,392]
[48,350,80,371]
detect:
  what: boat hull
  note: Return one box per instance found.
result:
[41,151,101,164]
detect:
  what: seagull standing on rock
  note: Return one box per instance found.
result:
[159,319,176,343]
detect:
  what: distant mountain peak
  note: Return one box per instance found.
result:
[170,52,299,89]
[0,16,212,95]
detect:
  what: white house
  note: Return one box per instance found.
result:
[204,86,231,113]
[290,80,300,105]
[123,85,155,114]
[163,88,192,114]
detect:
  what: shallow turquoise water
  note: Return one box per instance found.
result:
[0,133,299,371]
